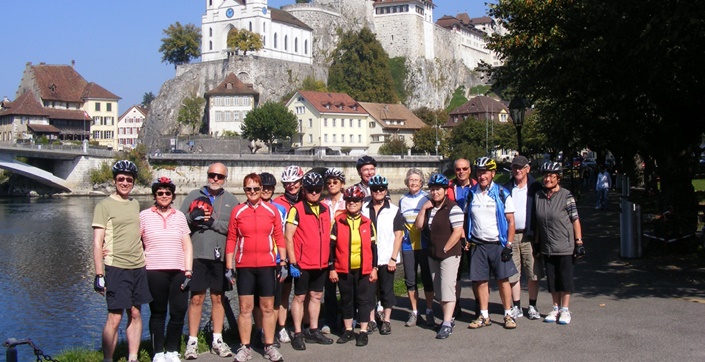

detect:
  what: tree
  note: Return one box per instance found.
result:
[388,57,409,103]
[378,137,408,156]
[485,0,705,233]
[413,126,449,156]
[226,28,263,56]
[159,22,201,68]
[141,92,155,108]
[241,102,298,153]
[447,117,487,163]
[446,86,468,112]
[413,107,448,127]
[328,27,398,103]
[177,96,206,134]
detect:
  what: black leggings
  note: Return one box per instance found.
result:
[337,269,372,322]
[147,270,188,353]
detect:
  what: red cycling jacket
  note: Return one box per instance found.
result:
[226,201,285,268]
[290,201,331,270]
[330,213,377,275]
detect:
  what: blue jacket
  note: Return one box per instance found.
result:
[466,182,510,247]
[504,175,542,237]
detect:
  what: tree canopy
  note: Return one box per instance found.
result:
[177,96,206,134]
[328,27,399,103]
[159,22,201,68]
[378,137,408,156]
[141,92,155,108]
[226,28,263,56]
[241,102,298,152]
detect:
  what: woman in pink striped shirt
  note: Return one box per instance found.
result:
[140,177,193,362]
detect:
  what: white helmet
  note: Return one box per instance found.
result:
[281,165,304,183]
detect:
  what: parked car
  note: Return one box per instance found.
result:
[169,149,189,154]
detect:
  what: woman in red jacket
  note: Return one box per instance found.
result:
[329,185,378,347]
[226,173,287,362]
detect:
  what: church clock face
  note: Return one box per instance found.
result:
[262,7,267,15]
[226,8,234,18]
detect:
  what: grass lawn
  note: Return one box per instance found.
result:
[693,178,705,192]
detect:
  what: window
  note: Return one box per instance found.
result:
[324,118,328,127]
[93,131,100,139]
[305,40,308,54]
[308,119,312,128]
[308,134,313,143]
[399,135,405,141]
[369,122,376,128]
[324,134,328,142]
[341,134,345,143]
[105,131,113,139]
[298,119,302,130]
[95,103,101,111]
[209,28,212,37]
[295,38,298,53]
[358,119,362,127]
[350,134,354,143]
[341,119,345,128]
[349,119,353,127]
[249,22,252,31]
[106,103,112,112]
[274,33,277,48]
[299,135,303,144]
[210,41,213,50]
[93,116,99,126]
[332,119,336,127]
[285,35,288,51]
[332,134,337,142]
[358,135,362,143]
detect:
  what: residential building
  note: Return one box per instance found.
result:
[201,0,313,64]
[117,105,148,151]
[83,82,121,149]
[285,90,369,155]
[359,102,426,155]
[204,73,259,137]
[371,0,436,61]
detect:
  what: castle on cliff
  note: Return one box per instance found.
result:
[200,0,503,70]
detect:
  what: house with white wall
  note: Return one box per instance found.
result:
[204,73,259,137]
[117,105,147,151]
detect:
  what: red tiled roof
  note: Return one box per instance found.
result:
[118,105,149,120]
[46,108,92,121]
[270,8,312,31]
[444,96,508,127]
[82,82,120,100]
[0,91,49,117]
[456,13,471,24]
[31,64,88,103]
[468,16,494,26]
[296,91,368,115]
[27,124,61,133]
[359,102,426,130]
[436,15,486,36]
[205,73,259,97]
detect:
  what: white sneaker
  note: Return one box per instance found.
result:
[511,306,524,319]
[544,309,559,323]
[558,310,571,325]
[527,306,541,320]
[184,340,198,360]
[165,351,181,362]
[233,345,253,362]
[211,338,233,357]
[277,328,291,343]
[153,352,166,362]
[320,324,331,334]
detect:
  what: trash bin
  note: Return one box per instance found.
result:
[620,197,642,258]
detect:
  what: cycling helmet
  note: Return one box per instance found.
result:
[474,157,497,171]
[112,160,138,177]
[324,167,345,183]
[151,176,176,195]
[368,175,388,187]
[302,172,324,188]
[343,185,366,201]
[428,173,449,187]
[259,172,277,187]
[356,155,377,171]
[281,165,304,183]
[540,162,563,175]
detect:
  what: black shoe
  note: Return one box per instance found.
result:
[252,330,265,350]
[291,332,306,351]
[366,320,377,335]
[435,325,453,339]
[304,329,333,345]
[336,330,355,344]
[355,332,368,347]
[379,321,391,335]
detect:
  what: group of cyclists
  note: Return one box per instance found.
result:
[93,154,585,362]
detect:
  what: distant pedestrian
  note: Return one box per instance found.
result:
[595,165,611,210]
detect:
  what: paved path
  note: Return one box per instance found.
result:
[193,190,705,362]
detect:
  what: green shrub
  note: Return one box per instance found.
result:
[89,161,113,184]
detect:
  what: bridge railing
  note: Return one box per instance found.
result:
[0,143,116,158]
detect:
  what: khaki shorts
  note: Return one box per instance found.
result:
[428,255,461,302]
[509,233,545,283]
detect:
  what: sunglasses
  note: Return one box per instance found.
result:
[455,167,469,172]
[156,191,172,197]
[116,176,134,183]
[326,180,341,185]
[305,187,323,194]
[371,187,387,193]
[345,198,362,203]
[207,172,226,180]
[244,186,262,193]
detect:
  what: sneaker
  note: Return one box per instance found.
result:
[320,324,331,334]
[165,351,180,362]
[233,345,252,362]
[153,352,166,362]
[355,332,369,347]
[504,314,517,329]
[511,306,524,319]
[527,306,541,320]
[558,310,571,325]
[263,345,283,362]
[336,329,355,344]
[435,325,453,339]
[544,309,559,323]
[304,329,334,344]
[291,332,306,351]
[467,316,492,329]
[367,320,377,335]
[379,321,391,335]
[405,312,417,327]
[184,340,198,360]
[277,328,291,343]
[272,332,281,349]
[425,310,435,327]
[211,338,233,357]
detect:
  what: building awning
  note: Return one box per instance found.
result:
[27,124,61,133]
[56,128,90,136]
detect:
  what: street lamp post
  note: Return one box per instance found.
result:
[509,97,527,156]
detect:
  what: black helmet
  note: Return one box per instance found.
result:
[259,172,277,187]
[356,155,377,171]
[302,172,324,188]
[112,160,138,177]
[151,176,176,195]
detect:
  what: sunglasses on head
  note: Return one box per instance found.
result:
[207,172,226,180]
[156,191,172,197]
[116,176,134,183]
[305,187,323,194]
[244,186,262,193]
[455,167,469,172]
[371,187,387,193]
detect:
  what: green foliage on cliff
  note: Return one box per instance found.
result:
[446,86,468,112]
[241,102,298,153]
[159,22,201,68]
[328,27,398,103]
[388,57,408,104]
[89,145,152,187]
[413,107,448,126]
[177,96,206,134]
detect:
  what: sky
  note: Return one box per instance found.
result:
[0,1,491,114]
